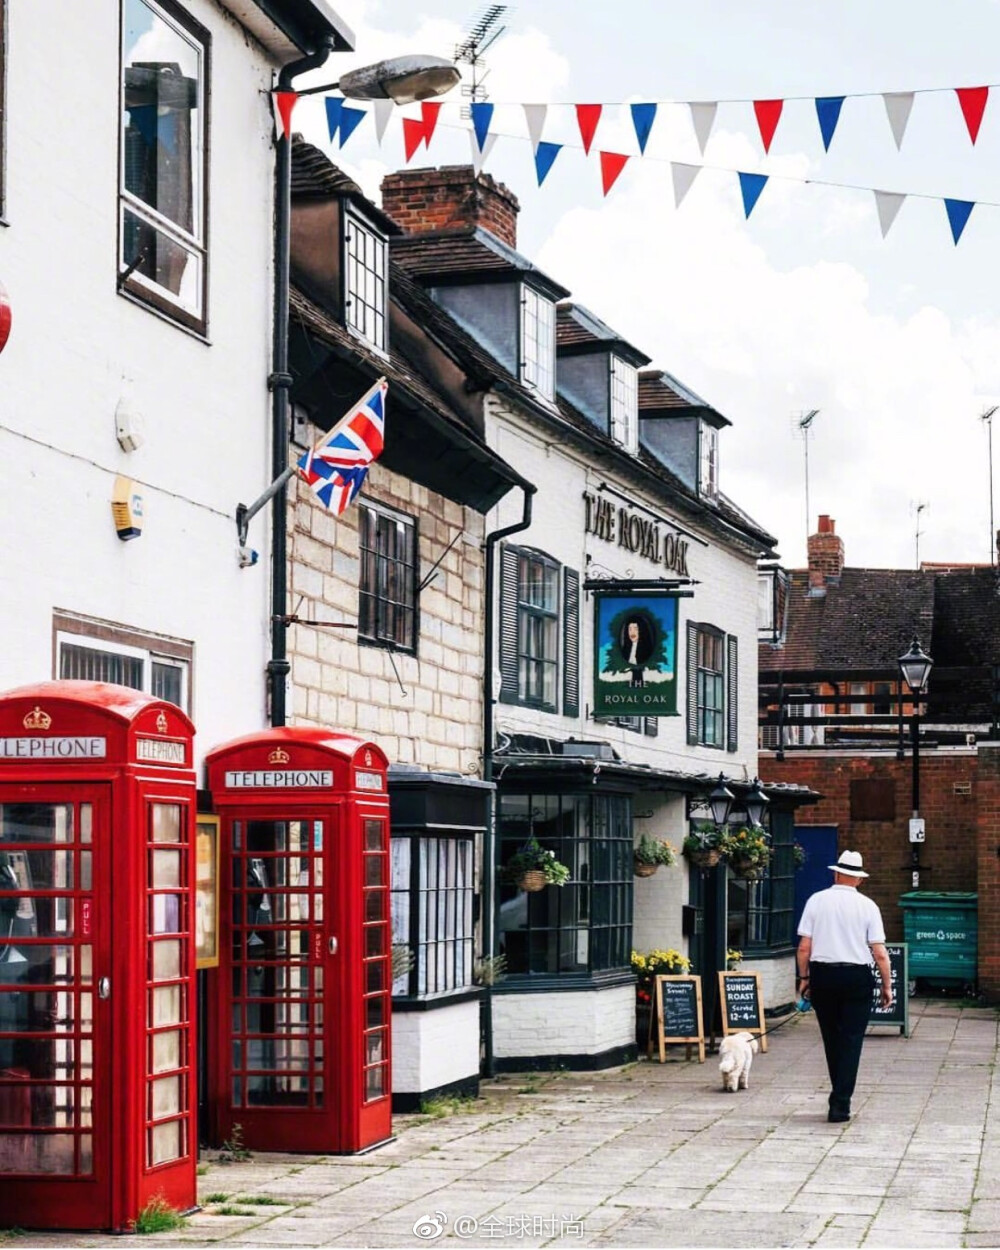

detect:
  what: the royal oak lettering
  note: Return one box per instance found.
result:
[583,491,691,576]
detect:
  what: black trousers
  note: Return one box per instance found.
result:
[809,961,874,1113]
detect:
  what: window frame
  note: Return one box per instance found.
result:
[609,355,638,453]
[699,421,719,500]
[358,499,418,654]
[726,815,795,954]
[696,625,725,747]
[520,283,555,401]
[390,834,475,999]
[343,206,388,354]
[516,549,559,712]
[53,613,193,712]
[118,0,210,335]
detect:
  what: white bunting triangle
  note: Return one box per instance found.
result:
[372,99,394,146]
[470,129,498,173]
[689,101,718,154]
[523,103,548,149]
[671,162,701,207]
[874,190,906,237]
[883,92,914,150]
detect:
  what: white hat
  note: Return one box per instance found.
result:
[828,850,869,878]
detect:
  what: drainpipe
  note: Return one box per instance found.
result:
[268,39,336,726]
[481,483,536,1076]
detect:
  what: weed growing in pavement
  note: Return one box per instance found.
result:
[196,1162,210,1176]
[214,1205,255,1217]
[216,1123,252,1163]
[235,1195,284,1206]
[419,1093,483,1118]
[131,1195,186,1234]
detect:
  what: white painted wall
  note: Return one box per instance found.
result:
[391,1000,481,1093]
[631,793,691,956]
[492,983,635,1060]
[0,1,287,760]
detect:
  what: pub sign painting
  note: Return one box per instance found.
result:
[593,594,678,717]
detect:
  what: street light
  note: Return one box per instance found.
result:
[744,777,770,830]
[297,54,461,103]
[898,636,934,887]
[708,773,735,828]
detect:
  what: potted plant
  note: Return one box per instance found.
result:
[683,823,723,869]
[501,838,571,892]
[631,948,692,1047]
[792,841,807,869]
[727,948,743,970]
[633,833,677,878]
[719,826,772,879]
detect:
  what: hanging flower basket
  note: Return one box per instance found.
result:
[501,838,571,891]
[687,847,721,869]
[633,860,658,878]
[731,855,765,880]
[516,869,549,893]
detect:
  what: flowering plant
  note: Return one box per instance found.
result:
[792,841,807,868]
[633,834,677,867]
[718,826,772,866]
[501,838,571,887]
[631,948,692,1003]
[727,948,743,970]
[682,822,723,855]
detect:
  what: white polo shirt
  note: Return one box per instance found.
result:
[798,885,886,965]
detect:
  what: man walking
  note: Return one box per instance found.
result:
[797,850,892,1123]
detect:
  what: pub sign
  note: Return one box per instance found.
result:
[593,593,679,717]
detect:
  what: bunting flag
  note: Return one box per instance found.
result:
[945,198,975,244]
[271,90,298,140]
[671,162,700,208]
[523,103,548,149]
[689,101,717,154]
[753,99,783,152]
[956,86,989,143]
[630,102,657,154]
[534,141,562,186]
[599,151,629,196]
[339,105,366,147]
[738,171,769,218]
[883,91,914,150]
[469,129,498,174]
[401,116,425,163]
[576,103,602,155]
[471,102,495,152]
[297,378,388,516]
[874,190,906,238]
[421,101,443,148]
[372,99,394,146]
[324,97,343,144]
[815,96,845,151]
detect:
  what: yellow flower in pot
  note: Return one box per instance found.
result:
[633,834,677,878]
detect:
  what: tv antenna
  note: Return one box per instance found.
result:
[454,4,511,118]
[793,409,820,553]
[981,406,998,565]
[912,500,929,568]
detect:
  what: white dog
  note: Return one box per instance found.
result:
[718,1031,759,1092]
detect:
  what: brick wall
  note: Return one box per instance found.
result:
[762,752,978,941]
[977,744,1000,998]
[492,983,635,1062]
[381,166,520,247]
[807,515,845,590]
[286,462,486,774]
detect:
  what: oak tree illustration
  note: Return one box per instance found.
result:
[601,607,669,674]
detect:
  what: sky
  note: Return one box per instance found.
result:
[290,0,1000,570]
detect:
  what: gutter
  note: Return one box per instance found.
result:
[481,482,536,1077]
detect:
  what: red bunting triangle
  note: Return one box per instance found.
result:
[956,86,989,144]
[421,101,442,149]
[599,151,629,196]
[402,117,425,163]
[576,104,602,155]
[272,91,298,140]
[753,99,784,153]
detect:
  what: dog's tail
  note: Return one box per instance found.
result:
[718,1051,738,1074]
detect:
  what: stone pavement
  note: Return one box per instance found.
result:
[8,998,1000,1249]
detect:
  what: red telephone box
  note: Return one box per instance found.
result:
[0,680,197,1231]
[204,727,391,1154]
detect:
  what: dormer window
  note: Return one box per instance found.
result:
[344,209,388,352]
[610,356,638,453]
[699,421,719,500]
[521,284,555,400]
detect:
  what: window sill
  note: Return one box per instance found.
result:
[118,283,210,344]
[493,969,635,994]
[392,987,482,1011]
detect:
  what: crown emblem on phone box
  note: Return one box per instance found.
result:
[23,706,52,730]
[268,747,291,764]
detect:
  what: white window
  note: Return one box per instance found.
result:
[390,836,474,997]
[120,0,208,331]
[757,573,774,634]
[699,422,719,500]
[521,285,555,400]
[609,355,638,453]
[55,617,191,712]
[345,211,387,351]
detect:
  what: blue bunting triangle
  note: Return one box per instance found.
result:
[738,171,769,218]
[471,102,494,152]
[325,97,344,143]
[944,198,975,244]
[815,96,845,151]
[630,102,657,154]
[534,141,561,186]
[339,105,366,147]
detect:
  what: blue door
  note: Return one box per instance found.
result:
[793,826,838,936]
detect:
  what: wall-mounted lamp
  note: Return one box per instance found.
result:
[744,777,770,829]
[708,773,735,827]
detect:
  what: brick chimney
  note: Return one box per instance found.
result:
[807,515,845,590]
[380,166,520,247]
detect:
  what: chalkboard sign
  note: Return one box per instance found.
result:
[718,972,768,1052]
[651,975,705,1063]
[868,942,909,1037]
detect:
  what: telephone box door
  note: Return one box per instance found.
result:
[0,784,112,1228]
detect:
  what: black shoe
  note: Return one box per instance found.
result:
[827,1110,851,1123]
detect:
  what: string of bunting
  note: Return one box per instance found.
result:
[271,81,1000,245]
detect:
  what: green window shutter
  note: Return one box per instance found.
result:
[498,545,520,704]
[686,620,698,745]
[726,633,738,753]
[562,567,580,717]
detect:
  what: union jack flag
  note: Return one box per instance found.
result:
[297,377,387,515]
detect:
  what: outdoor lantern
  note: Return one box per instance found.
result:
[744,777,770,829]
[298,54,461,105]
[708,773,735,827]
[898,637,934,693]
